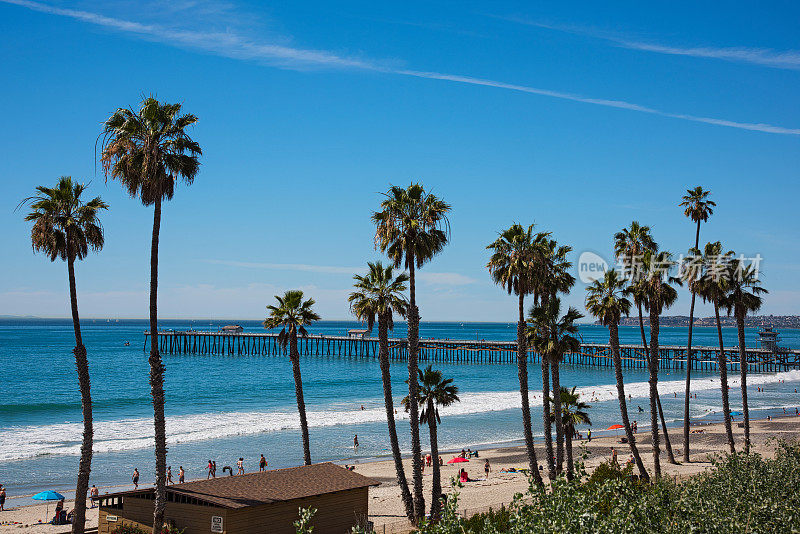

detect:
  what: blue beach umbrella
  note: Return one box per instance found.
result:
[32,491,65,523]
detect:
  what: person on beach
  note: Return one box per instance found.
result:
[132,468,139,489]
[633,421,638,434]
[178,466,185,484]
[237,458,244,475]
[212,461,217,478]
[611,448,618,466]
[89,485,98,507]
[0,484,5,511]
[259,454,267,472]
[207,460,213,479]
[588,429,592,442]
[353,434,359,452]
[439,456,443,466]
[167,466,173,485]
[484,459,491,480]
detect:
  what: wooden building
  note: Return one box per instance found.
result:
[220,324,243,334]
[96,463,379,534]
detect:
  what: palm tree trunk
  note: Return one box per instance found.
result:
[149,198,168,533]
[67,256,92,534]
[551,362,564,474]
[683,292,697,462]
[541,356,555,480]
[609,322,649,481]
[428,411,442,521]
[648,308,662,478]
[517,294,543,486]
[683,220,701,463]
[715,304,735,454]
[378,315,414,521]
[290,332,312,465]
[565,423,574,481]
[736,310,751,453]
[406,259,425,522]
[639,302,676,466]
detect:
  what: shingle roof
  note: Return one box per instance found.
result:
[111,463,378,509]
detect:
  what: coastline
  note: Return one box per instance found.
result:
[4,410,799,533]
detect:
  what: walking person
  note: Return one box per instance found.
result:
[167,466,173,485]
[0,484,6,512]
[484,459,491,480]
[353,434,359,452]
[178,466,185,484]
[237,458,244,475]
[207,460,213,479]
[587,429,592,442]
[259,454,267,472]
[89,485,98,508]
[132,468,139,489]
[211,461,217,478]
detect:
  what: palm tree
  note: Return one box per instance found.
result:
[550,387,591,480]
[585,270,649,480]
[616,224,677,465]
[402,365,460,521]
[679,187,715,462]
[486,223,545,486]
[372,183,450,521]
[348,263,414,521]
[724,260,766,454]
[101,96,200,532]
[527,297,583,480]
[538,239,575,474]
[697,242,736,453]
[20,177,107,534]
[640,250,680,477]
[264,291,320,465]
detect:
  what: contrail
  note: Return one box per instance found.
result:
[4,0,799,135]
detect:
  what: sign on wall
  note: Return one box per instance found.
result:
[106,515,118,522]
[211,515,223,533]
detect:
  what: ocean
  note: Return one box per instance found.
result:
[2,319,799,503]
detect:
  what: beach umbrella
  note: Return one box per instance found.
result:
[447,457,469,464]
[32,491,64,523]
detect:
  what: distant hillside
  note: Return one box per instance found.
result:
[617,315,800,328]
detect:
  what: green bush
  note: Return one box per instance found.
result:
[416,441,800,534]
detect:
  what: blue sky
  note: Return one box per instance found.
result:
[1,0,798,321]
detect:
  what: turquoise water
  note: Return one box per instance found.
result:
[1,319,799,501]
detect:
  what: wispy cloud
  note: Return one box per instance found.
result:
[204,259,477,285]
[495,15,800,71]
[4,0,800,135]
[204,259,359,274]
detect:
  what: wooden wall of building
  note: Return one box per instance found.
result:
[225,488,369,534]
[98,488,368,534]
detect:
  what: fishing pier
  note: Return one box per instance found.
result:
[144,331,800,372]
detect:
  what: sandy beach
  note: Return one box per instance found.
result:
[2,415,798,534]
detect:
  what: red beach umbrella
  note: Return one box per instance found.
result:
[607,424,624,437]
[447,457,469,464]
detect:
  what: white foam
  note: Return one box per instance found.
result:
[2,369,798,462]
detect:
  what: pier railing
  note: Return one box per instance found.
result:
[143,331,800,372]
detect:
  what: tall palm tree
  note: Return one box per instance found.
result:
[585,270,649,480]
[724,260,766,454]
[264,290,321,465]
[550,387,591,480]
[697,242,736,453]
[616,224,677,465]
[527,297,583,480]
[486,223,545,486]
[402,365,460,521]
[538,239,575,474]
[372,183,450,521]
[640,250,680,477]
[348,262,414,521]
[20,177,107,534]
[101,96,200,532]
[679,187,715,462]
